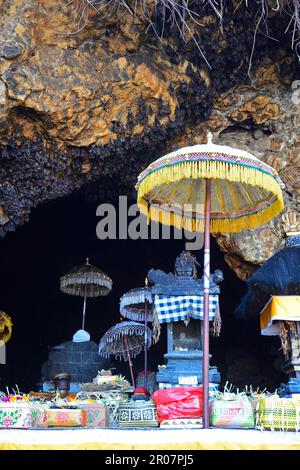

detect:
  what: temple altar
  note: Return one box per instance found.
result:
[148,251,222,389]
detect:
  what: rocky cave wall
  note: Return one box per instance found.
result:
[0,0,299,279]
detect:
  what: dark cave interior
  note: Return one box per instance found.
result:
[0,186,286,393]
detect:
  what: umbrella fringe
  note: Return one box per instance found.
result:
[61,276,112,288]
[152,307,161,343]
[120,307,152,322]
[137,157,283,193]
[137,159,284,233]
[279,321,291,357]
[98,321,152,360]
[120,290,153,308]
[100,351,142,361]
[212,304,222,337]
[139,194,283,234]
[100,327,145,347]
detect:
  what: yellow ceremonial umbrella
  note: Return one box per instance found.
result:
[136,133,284,428]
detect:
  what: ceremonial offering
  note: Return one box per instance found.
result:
[210,395,255,429]
[80,371,131,392]
[256,396,300,431]
[28,392,57,401]
[94,369,113,384]
[45,408,86,427]
[0,402,46,429]
[76,401,109,428]
[76,390,131,427]
[118,400,158,428]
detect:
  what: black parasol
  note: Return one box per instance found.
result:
[235,232,300,318]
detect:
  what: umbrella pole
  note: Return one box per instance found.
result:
[82,294,87,330]
[202,178,211,429]
[124,335,136,388]
[144,300,148,391]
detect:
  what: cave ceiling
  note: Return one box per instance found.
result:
[0,0,299,279]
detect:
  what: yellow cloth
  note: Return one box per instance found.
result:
[0,311,12,344]
[1,428,300,450]
[260,296,300,336]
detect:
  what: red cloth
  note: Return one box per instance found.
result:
[152,386,203,422]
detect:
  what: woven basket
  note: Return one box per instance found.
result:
[118,400,159,428]
[256,397,300,431]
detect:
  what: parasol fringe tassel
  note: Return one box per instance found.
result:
[120,291,153,308]
[279,321,291,358]
[137,159,284,233]
[211,305,222,337]
[61,276,112,288]
[138,159,283,199]
[152,307,161,344]
[99,350,142,361]
[139,197,283,234]
[120,309,152,322]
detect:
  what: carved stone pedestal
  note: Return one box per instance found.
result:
[156,320,220,389]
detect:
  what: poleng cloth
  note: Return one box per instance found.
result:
[154,295,219,324]
[260,296,300,336]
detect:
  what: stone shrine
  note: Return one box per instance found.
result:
[41,340,111,392]
[148,251,222,389]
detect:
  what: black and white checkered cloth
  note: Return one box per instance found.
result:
[154,295,219,324]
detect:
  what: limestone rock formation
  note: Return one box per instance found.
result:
[0,0,299,278]
[172,63,300,278]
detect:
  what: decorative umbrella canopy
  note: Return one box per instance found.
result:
[136,133,284,428]
[99,321,152,388]
[120,287,153,322]
[0,311,12,344]
[120,283,158,391]
[136,136,284,233]
[60,258,112,332]
[60,258,112,297]
[98,321,152,361]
